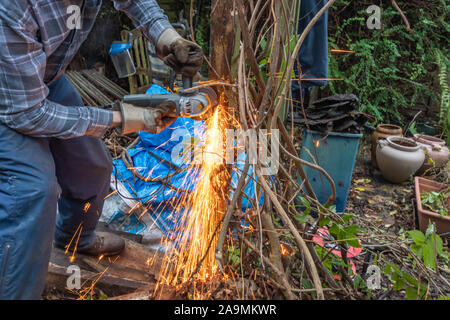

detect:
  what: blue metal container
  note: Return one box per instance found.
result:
[298,129,362,212]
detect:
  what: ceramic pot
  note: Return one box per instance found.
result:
[415,177,450,234]
[413,134,450,173]
[376,136,425,183]
[371,124,403,168]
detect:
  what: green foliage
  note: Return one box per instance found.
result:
[226,244,252,268]
[328,220,362,248]
[385,223,449,300]
[384,263,427,300]
[84,292,108,300]
[408,223,448,271]
[226,245,242,268]
[314,246,345,276]
[436,49,450,144]
[328,0,449,129]
[420,189,450,217]
[194,7,211,58]
[193,1,211,75]
[295,196,362,248]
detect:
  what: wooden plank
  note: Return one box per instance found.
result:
[47,236,173,299]
[107,283,179,300]
[50,239,163,280]
[121,29,154,94]
[107,290,153,300]
[133,34,145,87]
[144,39,152,85]
[47,262,149,297]
[135,67,153,75]
[122,31,138,94]
[138,36,150,85]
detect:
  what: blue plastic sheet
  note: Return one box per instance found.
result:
[111,85,257,238]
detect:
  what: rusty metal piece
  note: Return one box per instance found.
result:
[294,94,366,133]
[66,70,130,107]
[81,70,129,99]
[312,94,359,108]
[65,72,98,106]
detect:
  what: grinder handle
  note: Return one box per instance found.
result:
[181,49,197,90]
[182,76,193,90]
[123,94,179,109]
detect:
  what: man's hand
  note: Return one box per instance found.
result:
[156,28,203,78]
[114,101,176,135]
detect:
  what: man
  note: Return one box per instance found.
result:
[0,0,203,299]
[292,0,329,105]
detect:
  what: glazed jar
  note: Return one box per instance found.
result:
[376,136,425,183]
[413,134,450,173]
[371,124,403,168]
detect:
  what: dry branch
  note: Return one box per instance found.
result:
[255,167,324,299]
[391,0,412,32]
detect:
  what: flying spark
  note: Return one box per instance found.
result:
[156,101,231,296]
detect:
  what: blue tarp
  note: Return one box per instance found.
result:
[111,85,257,238]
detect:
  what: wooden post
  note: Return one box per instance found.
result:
[209,0,236,82]
[209,0,238,273]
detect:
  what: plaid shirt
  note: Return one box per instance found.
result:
[0,0,172,139]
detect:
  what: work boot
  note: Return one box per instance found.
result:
[76,232,125,257]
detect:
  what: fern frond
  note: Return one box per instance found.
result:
[436,49,450,123]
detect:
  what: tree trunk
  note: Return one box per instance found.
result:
[209,0,236,82]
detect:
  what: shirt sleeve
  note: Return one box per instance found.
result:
[112,0,174,44]
[0,17,112,139]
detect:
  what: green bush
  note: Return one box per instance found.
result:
[327,0,449,132]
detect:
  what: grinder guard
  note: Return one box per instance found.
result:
[122,86,218,121]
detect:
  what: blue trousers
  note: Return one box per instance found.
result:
[292,0,329,103]
[0,75,112,299]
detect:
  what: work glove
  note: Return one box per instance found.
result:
[156,28,203,78]
[118,101,176,135]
